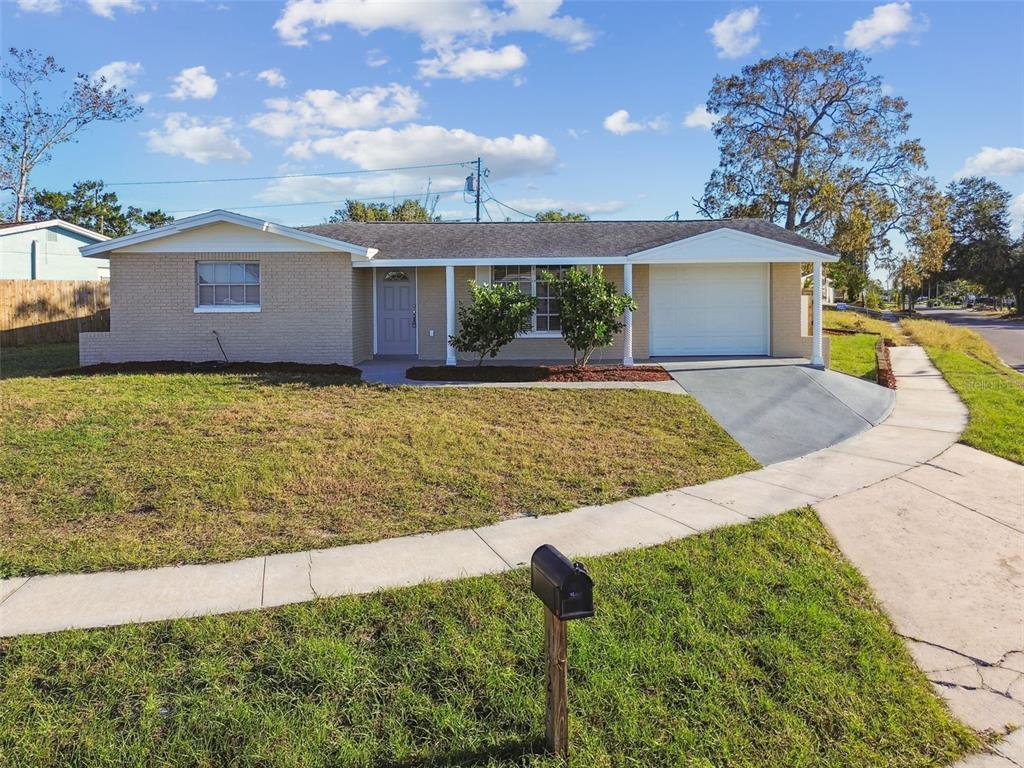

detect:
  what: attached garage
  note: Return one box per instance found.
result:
[649,263,770,356]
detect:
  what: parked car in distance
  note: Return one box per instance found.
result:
[836,302,849,310]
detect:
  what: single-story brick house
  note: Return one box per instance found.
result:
[78,209,836,367]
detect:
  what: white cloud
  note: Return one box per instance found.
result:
[366,49,389,68]
[283,124,556,179]
[274,0,594,49]
[16,0,62,13]
[91,60,142,89]
[602,109,667,136]
[169,66,218,100]
[682,104,718,130]
[955,147,1024,178]
[708,7,761,59]
[1010,193,1024,238]
[418,44,527,80]
[844,3,920,51]
[504,198,627,216]
[256,68,287,88]
[145,114,251,164]
[87,0,142,18]
[249,84,423,139]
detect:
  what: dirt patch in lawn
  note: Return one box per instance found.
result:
[51,360,363,378]
[406,364,672,383]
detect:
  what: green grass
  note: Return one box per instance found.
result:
[0,510,978,768]
[902,318,1024,463]
[0,342,79,378]
[0,356,757,577]
[826,334,879,381]
[823,310,905,345]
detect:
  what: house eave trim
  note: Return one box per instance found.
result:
[79,209,374,259]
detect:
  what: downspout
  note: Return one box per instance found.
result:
[30,239,38,279]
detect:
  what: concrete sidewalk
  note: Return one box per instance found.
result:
[0,347,963,637]
[818,346,1024,745]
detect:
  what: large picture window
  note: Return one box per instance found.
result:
[196,262,260,311]
[492,265,572,333]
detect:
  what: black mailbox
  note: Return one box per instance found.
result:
[531,544,594,620]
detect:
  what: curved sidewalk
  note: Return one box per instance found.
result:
[0,347,966,638]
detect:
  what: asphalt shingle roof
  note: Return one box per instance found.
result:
[300,219,835,260]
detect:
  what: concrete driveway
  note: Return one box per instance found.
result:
[920,308,1024,370]
[662,358,895,465]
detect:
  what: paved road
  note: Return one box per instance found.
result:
[920,308,1024,370]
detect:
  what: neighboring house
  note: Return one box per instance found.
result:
[0,219,110,280]
[78,210,836,368]
[803,272,836,305]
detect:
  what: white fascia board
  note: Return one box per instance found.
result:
[79,209,373,259]
[627,228,839,264]
[353,256,628,268]
[1,219,108,243]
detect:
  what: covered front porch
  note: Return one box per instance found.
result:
[357,254,830,368]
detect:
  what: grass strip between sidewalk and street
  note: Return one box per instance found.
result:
[903,318,1024,464]
[0,509,979,768]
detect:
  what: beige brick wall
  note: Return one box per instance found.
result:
[351,267,374,364]
[770,262,830,363]
[80,251,358,365]
[416,266,448,360]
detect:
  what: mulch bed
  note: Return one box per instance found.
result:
[406,364,672,383]
[50,361,363,378]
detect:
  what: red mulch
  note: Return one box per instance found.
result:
[405,364,672,383]
[50,361,363,378]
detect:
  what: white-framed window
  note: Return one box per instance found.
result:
[492,265,572,334]
[195,262,260,312]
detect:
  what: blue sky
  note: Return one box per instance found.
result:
[3,0,1023,239]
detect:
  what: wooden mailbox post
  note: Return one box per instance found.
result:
[530,544,594,760]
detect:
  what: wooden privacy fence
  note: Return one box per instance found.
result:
[0,280,110,346]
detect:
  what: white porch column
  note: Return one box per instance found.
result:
[622,262,634,366]
[811,259,824,367]
[445,264,457,366]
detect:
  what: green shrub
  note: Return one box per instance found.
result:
[450,281,537,365]
[541,266,637,367]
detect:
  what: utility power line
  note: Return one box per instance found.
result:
[165,187,466,214]
[107,160,476,187]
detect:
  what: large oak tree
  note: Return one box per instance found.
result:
[696,47,947,288]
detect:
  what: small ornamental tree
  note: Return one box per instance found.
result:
[450,281,537,365]
[541,266,637,367]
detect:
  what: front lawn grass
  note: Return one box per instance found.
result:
[824,309,905,344]
[0,366,757,576]
[903,318,1024,463]
[826,333,879,381]
[0,509,978,768]
[0,341,79,379]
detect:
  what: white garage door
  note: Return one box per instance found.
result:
[649,263,769,356]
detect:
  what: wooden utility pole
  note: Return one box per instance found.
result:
[474,156,482,223]
[544,606,569,758]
